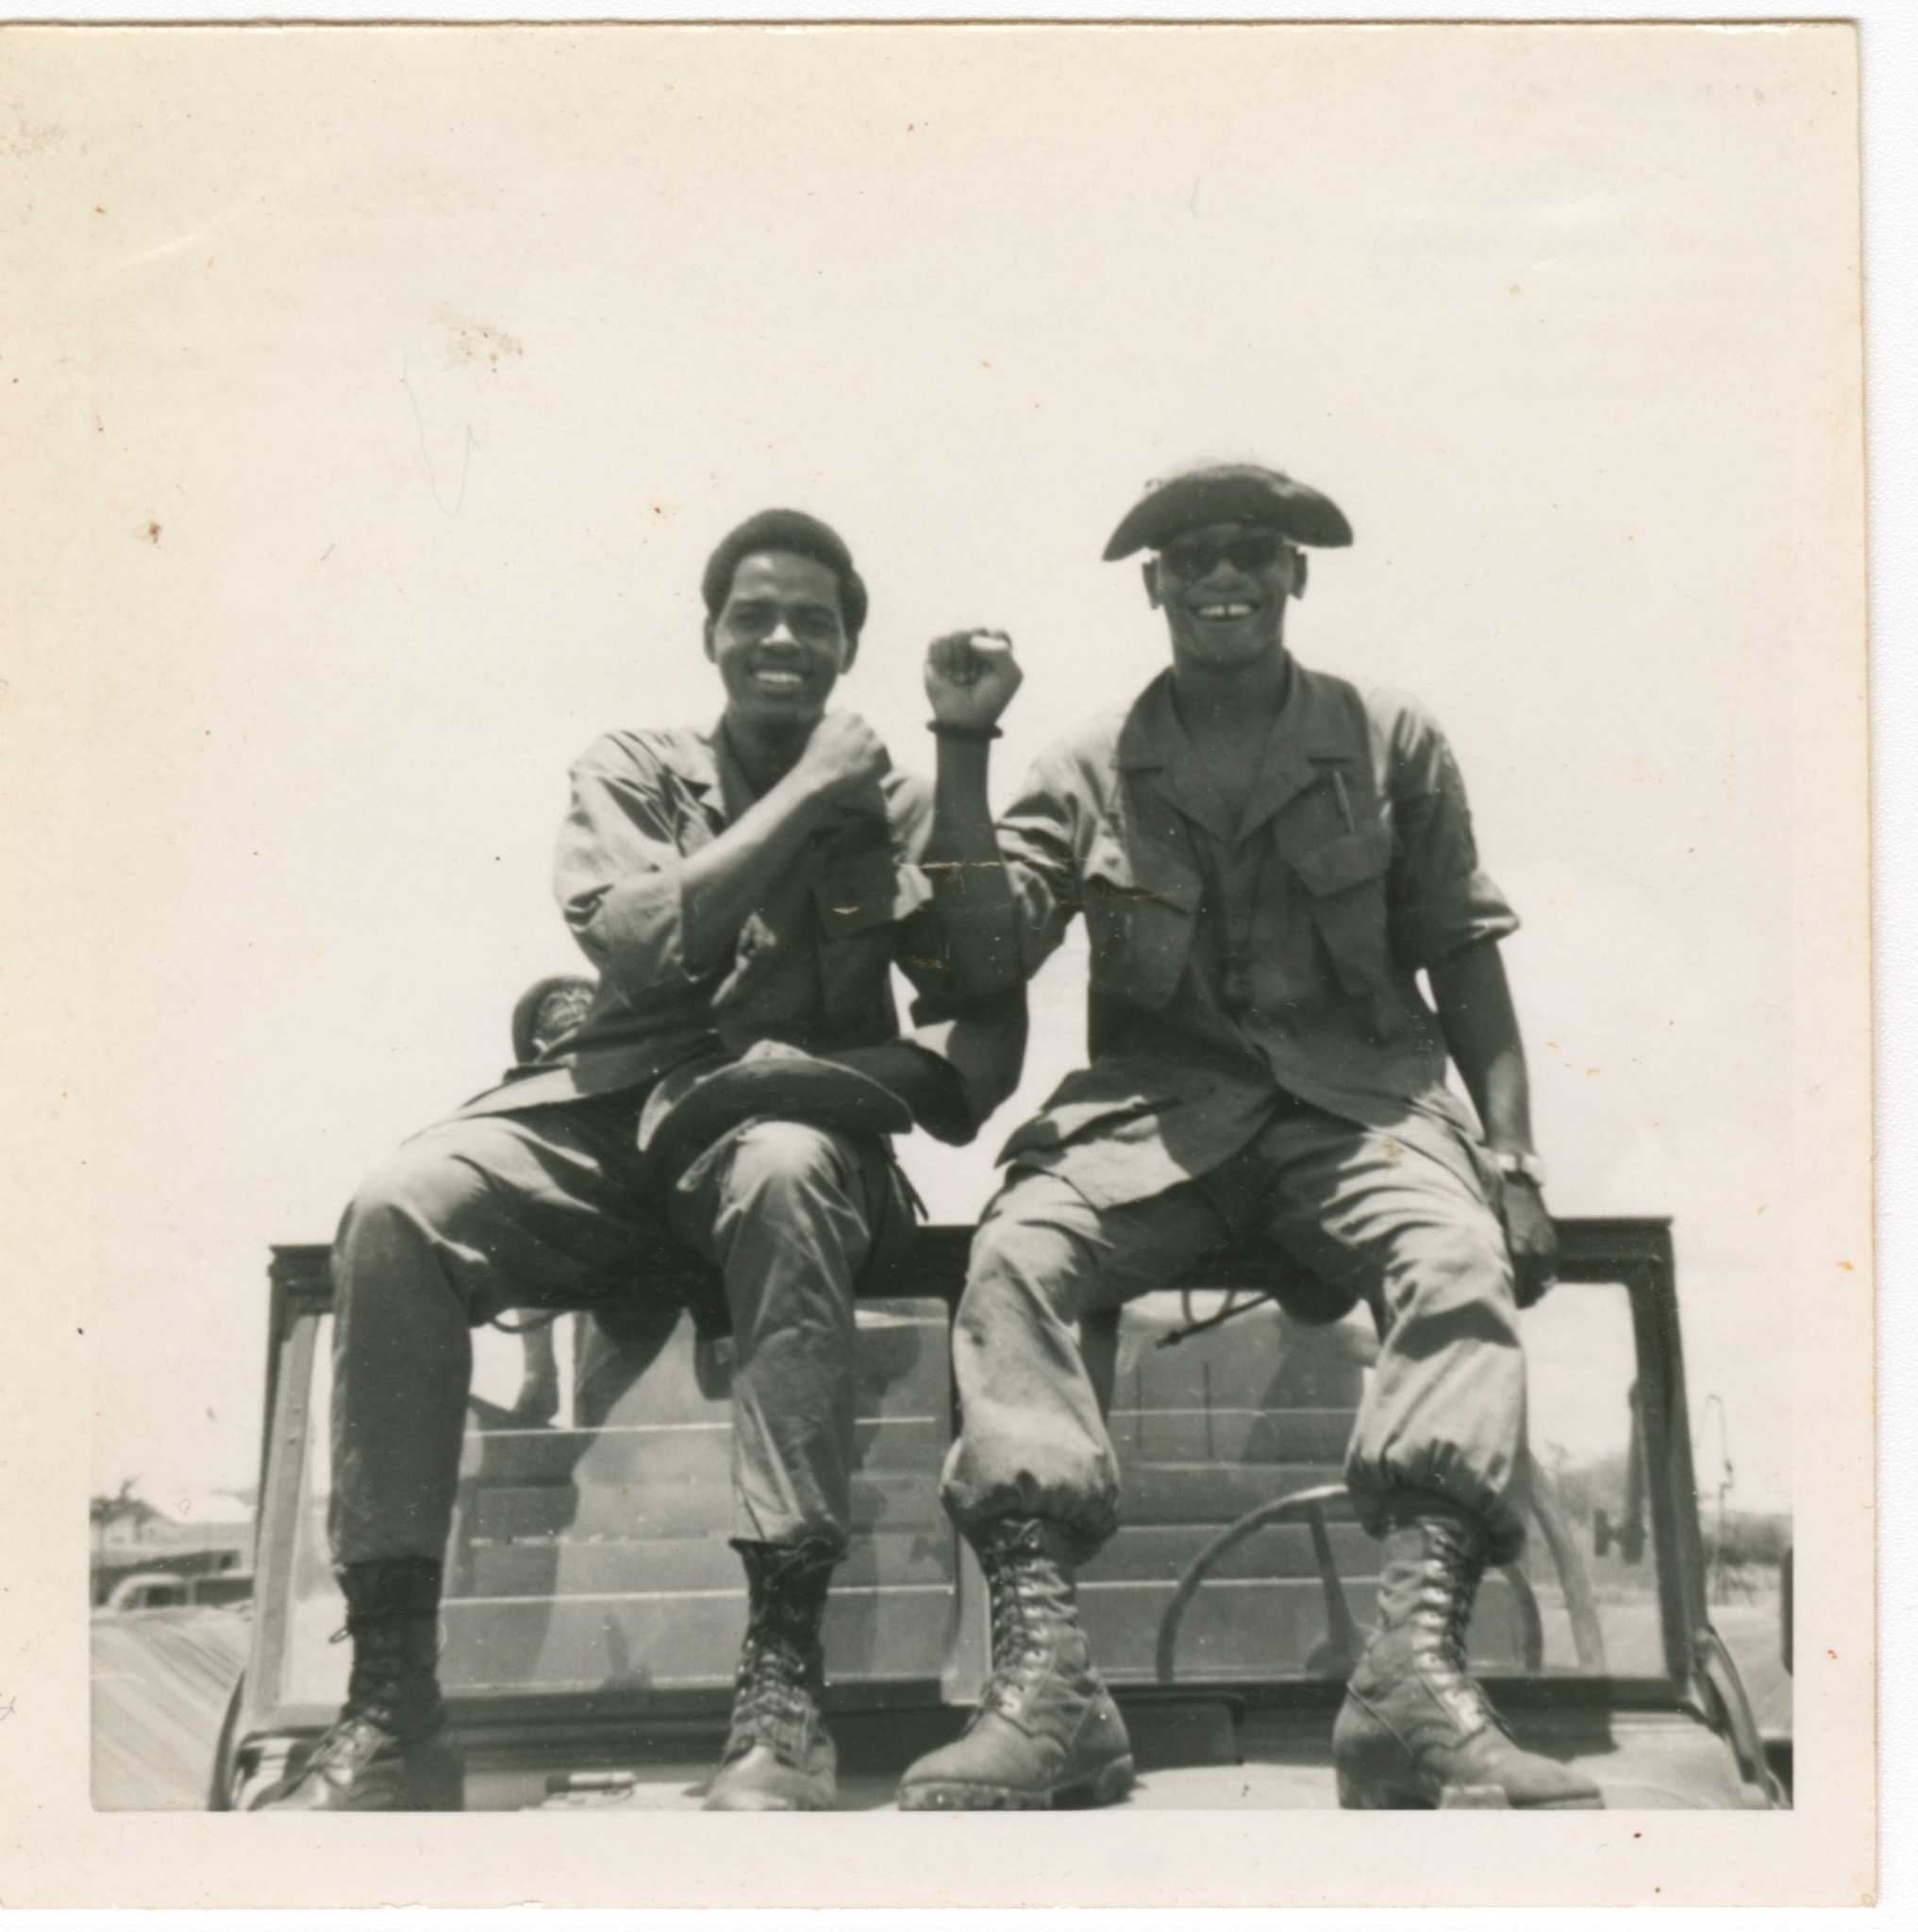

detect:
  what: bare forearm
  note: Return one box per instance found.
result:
[677,771,834,973]
[922,736,1022,997]
[1428,940,1537,1153]
[824,1041,973,1143]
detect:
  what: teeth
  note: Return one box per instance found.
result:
[755,670,803,688]
[1196,603,1255,619]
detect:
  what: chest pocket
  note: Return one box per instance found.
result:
[1082,827,1203,1012]
[1290,825,1395,998]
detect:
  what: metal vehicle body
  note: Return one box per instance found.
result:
[210,1218,1787,1811]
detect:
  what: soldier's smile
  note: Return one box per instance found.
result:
[1150,521,1298,670]
[706,549,856,729]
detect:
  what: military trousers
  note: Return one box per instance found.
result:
[938,1098,1530,1567]
[327,1092,915,1568]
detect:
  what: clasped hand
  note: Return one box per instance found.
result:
[792,630,1023,807]
[925,628,1023,733]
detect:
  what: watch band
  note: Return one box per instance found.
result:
[1491,1150,1548,1190]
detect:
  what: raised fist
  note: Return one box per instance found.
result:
[795,708,891,802]
[925,629,1024,733]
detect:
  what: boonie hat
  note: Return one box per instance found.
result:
[1103,463,1354,559]
[642,1039,912,1184]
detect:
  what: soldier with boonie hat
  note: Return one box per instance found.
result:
[1099,460,1356,558]
[896,459,1593,1814]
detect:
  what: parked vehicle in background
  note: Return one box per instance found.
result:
[103,1570,255,1616]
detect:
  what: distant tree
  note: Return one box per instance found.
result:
[1543,1448,1632,1524]
[1702,1511,1791,1569]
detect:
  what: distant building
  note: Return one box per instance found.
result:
[90,1487,255,1605]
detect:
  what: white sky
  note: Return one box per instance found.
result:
[6,25,1865,1521]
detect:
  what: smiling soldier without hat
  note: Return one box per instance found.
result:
[251,508,1026,1813]
[895,463,1598,1812]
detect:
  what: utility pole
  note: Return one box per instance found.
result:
[1703,1393,1736,1605]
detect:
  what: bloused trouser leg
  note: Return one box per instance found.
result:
[1239,1109,1596,1807]
[938,1109,1526,1562]
[1243,1109,1528,1563]
[909,1170,1221,1808]
[937,1167,1227,1564]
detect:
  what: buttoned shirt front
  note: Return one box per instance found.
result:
[457,723,1002,1136]
[992,663,1519,1208]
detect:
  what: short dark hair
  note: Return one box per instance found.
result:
[701,508,869,641]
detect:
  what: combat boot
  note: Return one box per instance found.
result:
[702,1539,840,1811]
[248,1557,462,1811]
[897,1517,1134,1810]
[1333,1499,1603,1809]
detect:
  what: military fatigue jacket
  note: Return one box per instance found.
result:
[457,723,1005,1140]
[994,664,1519,1207]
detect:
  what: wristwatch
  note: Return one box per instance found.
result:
[1490,1150,1548,1191]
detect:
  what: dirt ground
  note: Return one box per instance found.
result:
[91,1608,250,1810]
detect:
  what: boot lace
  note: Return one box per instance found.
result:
[335,1612,442,1729]
[720,1540,833,1762]
[977,1524,1060,1713]
[725,1633,816,1762]
[1413,1523,1513,1743]
[985,1574,1049,1701]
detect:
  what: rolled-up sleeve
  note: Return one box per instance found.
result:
[1386,706,1520,967]
[554,737,704,1004]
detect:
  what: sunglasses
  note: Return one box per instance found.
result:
[1158,529,1288,578]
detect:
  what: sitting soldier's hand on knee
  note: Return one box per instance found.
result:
[1498,1174,1559,1307]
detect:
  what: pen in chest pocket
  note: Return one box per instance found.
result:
[1329,767,1357,834]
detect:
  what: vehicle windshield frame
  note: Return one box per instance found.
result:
[237,1217,1701,1745]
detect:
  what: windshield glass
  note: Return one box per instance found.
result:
[275,1276,1664,1713]
[1092,1277,1663,1685]
[278,1299,958,1711]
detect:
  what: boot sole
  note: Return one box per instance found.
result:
[898,1756,1136,1812]
[1335,1690,1603,1812]
[702,1793,837,1811]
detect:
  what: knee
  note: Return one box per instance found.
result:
[966,1210,1032,1291]
[1455,1216,1517,1296]
[968,1172,1085,1280]
[721,1120,847,1208]
[1438,1212,1511,1279]
[1391,1215,1518,1323]
[339,1139,485,1257]
[957,1193,1077,1336]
